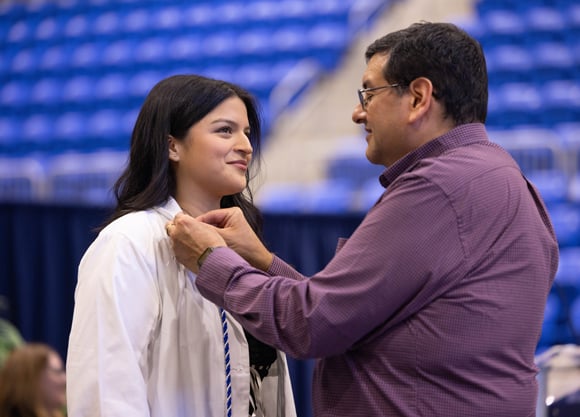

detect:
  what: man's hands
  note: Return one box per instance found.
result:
[166,212,226,274]
[166,207,274,272]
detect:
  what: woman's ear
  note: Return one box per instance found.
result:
[407,77,434,123]
[168,135,180,162]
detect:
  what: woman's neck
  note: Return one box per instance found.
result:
[175,195,220,218]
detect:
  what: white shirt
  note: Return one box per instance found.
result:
[66,197,296,417]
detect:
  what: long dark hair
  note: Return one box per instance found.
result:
[102,74,264,237]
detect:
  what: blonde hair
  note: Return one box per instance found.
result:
[0,343,64,417]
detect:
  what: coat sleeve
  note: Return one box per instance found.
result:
[66,231,160,417]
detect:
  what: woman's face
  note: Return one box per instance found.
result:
[171,96,253,205]
[38,351,66,412]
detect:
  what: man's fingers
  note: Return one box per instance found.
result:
[197,208,234,227]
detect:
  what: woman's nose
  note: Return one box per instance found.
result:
[236,133,253,155]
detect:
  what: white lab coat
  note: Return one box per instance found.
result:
[66,197,296,417]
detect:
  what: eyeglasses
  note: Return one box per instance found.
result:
[357,83,401,110]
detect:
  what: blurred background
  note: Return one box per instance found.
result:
[0,0,579,415]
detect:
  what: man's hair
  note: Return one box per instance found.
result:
[365,21,488,124]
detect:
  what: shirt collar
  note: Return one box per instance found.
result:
[379,123,489,187]
[153,196,183,221]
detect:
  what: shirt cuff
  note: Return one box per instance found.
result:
[195,246,247,306]
[267,255,307,281]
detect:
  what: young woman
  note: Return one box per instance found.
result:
[66,75,296,417]
[0,343,66,417]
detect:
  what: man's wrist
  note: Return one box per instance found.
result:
[197,246,221,268]
[256,251,274,272]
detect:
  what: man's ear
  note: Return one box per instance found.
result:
[407,77,434,123]
[168,135,180,162]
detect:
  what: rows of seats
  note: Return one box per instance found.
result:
[1,1,357,47]
[475,0,580,352]
[0,0,388,156]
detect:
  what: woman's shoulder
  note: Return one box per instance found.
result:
[98,208,166,244]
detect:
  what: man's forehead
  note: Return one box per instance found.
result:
[362,54,388,86]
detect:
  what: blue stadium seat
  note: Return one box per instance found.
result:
[54,112,88,143]
[91,10,123,38]
[94,73,129,103]
[540,80,580,125]
[38,44,71,73]
[271,26,310,62]
[128,71,163,99]
[548,203,580,247]
[527,169,570,206]
[233,64,277,98]
[568,174,580,204]
[556,122,580,176]
[532,42,576,81]
[539,292,561,347]
[122,8,152,36]
[30,77,63,108]
[236,29,274,63]
[134,36,170,64]
[201,65,236,84]
[46,150,128,204]
[121,107,139,138]
[210,2,247,31]
[569,296,580,338]
[257,183,307,213]
[181,4,214,33]
[22,114,55,152]
[486,86,502,126]
[307,22,350,69]
[6,18,36,45]
[9,47,39,75]
[62,75,95,106]
[524,6,566,42]
[303,180,356,213]
[199,31,240,64]
[490,128,565,174]
[555,247,580,285]
[63,13,91,40]
[34,15,62,43]
[311,0,351,25]
[0,80,31,109]
[245,1,281,29]
[0,117,19,151]
[167,35,204,65]
[358,177,386,212]
[480,9,526,46]
[70,41,103,70]
[495,83,543,126]
[485,44,534,84]
[0,156,47,201]
[326,154,384,187]
[101,39,136,68]
[88,109,125,146]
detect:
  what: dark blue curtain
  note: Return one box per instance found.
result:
[0,203,363,417]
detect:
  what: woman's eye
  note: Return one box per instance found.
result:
[217,126,233,134]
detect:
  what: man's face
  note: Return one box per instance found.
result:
[352,53,412,167]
